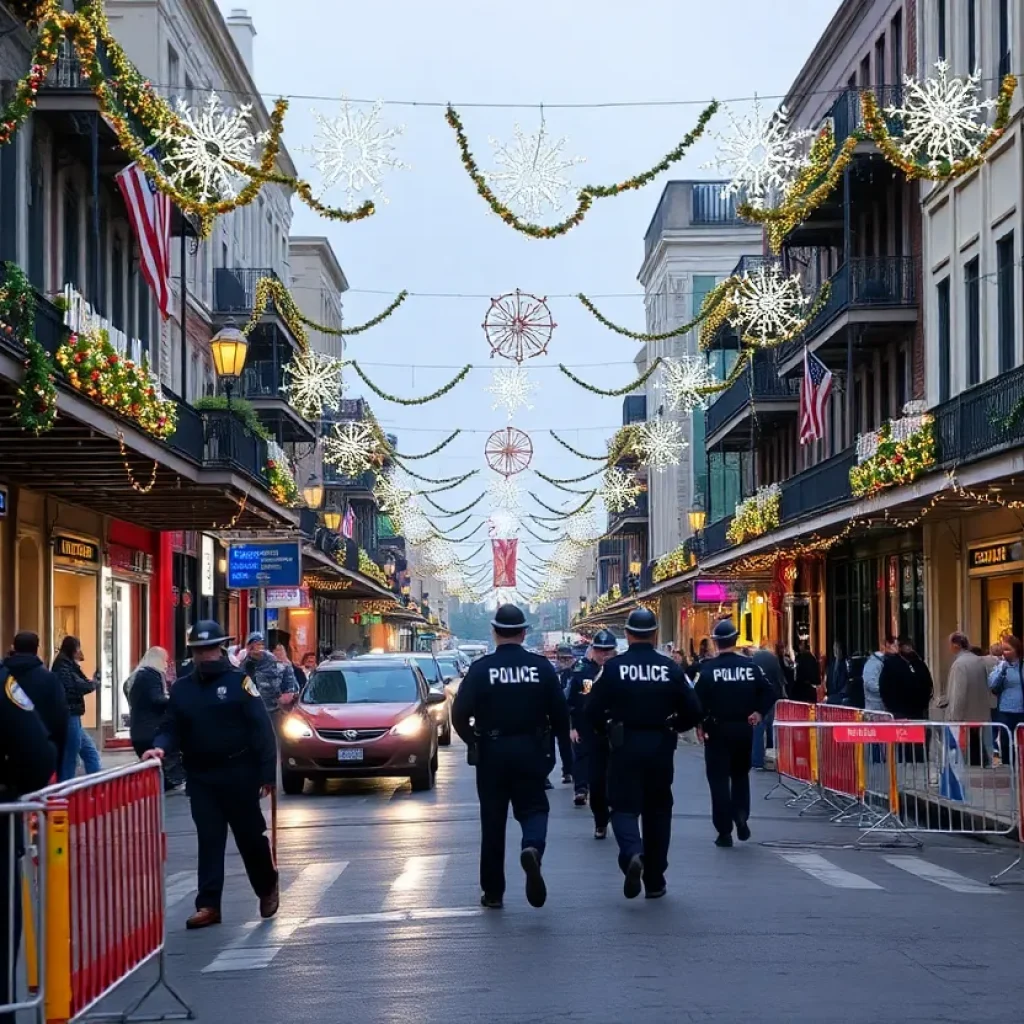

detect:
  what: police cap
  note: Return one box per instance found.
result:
[491,603,528,631]
[712,618,740,642]
[187,620,233,649]
[591,629,618,650]
[624,607,658,635]
[555,643,573,656]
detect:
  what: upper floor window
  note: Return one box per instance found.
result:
[167,44,180,99]
[936,0,947,61]
[965,257,981,386]
[967,0,977,72]
[997,231,1016,372]
[998,0,1011,80]
[936,277,951,402]
[875,34,886,88]
[890,10,903,80]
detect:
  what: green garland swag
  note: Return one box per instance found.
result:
[535,466,607,485]
[445,101,718,239]
[391,429,460,460]
[16,337,58,434]
[430,521,486,545]
[529,491,595,518]
[348,360,471,405]
[428,513,473,535]
[520,520,561,542]
[420,492,486,516]
[391,460,476,486]
[558,357,662,397]
[548,430,610,461]
[536,478,595,496]
[577,293,710,342]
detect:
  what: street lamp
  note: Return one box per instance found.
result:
[688,500,706,535]
[323,507,342,531]
[302,473,325,510]
[401,582,411,607]
[210,320,249,410]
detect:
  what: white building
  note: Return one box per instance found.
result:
[288,236,348,360]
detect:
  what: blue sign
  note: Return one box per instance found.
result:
[265,609,280,628]
[0,486,7,518]
[227,542,301,589]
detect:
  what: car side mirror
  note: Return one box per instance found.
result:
[426,691,446,705]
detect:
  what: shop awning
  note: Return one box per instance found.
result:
[301,546,396,601]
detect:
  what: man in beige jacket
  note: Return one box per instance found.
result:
[943,632,993,765]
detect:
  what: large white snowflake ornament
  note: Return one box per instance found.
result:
[487,116,585,219]
[487,474,522,511]
[303,100,409,209]
[373,473,412,516]
[635,420,687,471]
[487,366,538,419]
[728,263,811,347]
[704,97,813,209]
[566,507,601,546]
[600,467,642,514]
[488,510,520,538]
[885,60,998,171]
[157,93,268,202]
[322,420,383,477]
[281,350,346,420]
[658,355,718,413]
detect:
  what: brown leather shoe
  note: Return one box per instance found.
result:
[185,908,222,930]
[259,882,280,919]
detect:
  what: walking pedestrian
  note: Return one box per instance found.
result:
[142,620,279,929]
[825,641,850,704]
[791,642,820,704]
[52,635,102,781]
[587,608,701,900]
[243,632,299,728]
[451,604,571,910]
[943,632,992,765]
[879,636,933,765]
[566,629,617,833]
[988,635,1024,764]
[552,644,576,785]
[750,642,785,769]
[695,619,776,848]
[3,631,68,771]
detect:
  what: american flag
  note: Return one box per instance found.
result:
[799,348,833,444]
[341,504,356,539]
[115,158,172,319]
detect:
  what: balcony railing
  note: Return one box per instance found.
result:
[827,85,905,145]
[933,363,1024,468]
[702,516,734,558]
[780,446,857,524]
[165,400,205,463]
[608,491,649,532]
[213,267,283,315]
[324,465,376,491]
[44,38,90,91]
[691,183,743,226]
[236,360,289,401]
[732,254,780,278]
[705,351,798,439]
[202,410,269,484]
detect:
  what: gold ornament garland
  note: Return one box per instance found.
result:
[445,101,718,239]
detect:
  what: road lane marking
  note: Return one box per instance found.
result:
[383,855,448,910]
[883,856,1003,894]
[303,907,483,927]
[202,862,349,974]
[778,853,883,890]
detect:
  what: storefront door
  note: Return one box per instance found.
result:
[968,539,1024,648]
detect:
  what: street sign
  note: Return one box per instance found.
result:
[834,724,925,744]
[227,542,301,589]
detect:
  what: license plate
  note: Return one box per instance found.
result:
[337,748,364,762]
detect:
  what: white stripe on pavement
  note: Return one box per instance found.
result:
[778,853,883,890]
[165,871,195,909]
[383,855,448,910]
[303,907,483,928]
[202,862,349,974]
[883,856,1003,894]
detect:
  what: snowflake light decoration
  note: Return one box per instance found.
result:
[599,467,642,514]
[488,510,520,537]
[373,474,412,516]
[705,97,813,209]
[566,508,601,546]
[658,355,718,413]
[281,350,346,420]
[635,420,687,471]
[157,93,268,202]
[729,264,811,347]
[487,366,539,419]
[303,100,409,208]
[487,116,585,219]
[487,475,522,511]
[322,420,383,477]
[885,60,998,171]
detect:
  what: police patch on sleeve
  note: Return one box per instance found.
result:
[243,678,260,698]
[5,677,34,711]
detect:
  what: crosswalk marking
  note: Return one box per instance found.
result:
[165,871,194,909]
[302,907,483,928]
[883,856,1003,894]
[383,855,448,910]
[778,853,883,890]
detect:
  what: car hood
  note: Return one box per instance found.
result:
[297,702,419,728]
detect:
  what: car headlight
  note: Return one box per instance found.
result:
[391,713,425,737]
[281,715,313,740]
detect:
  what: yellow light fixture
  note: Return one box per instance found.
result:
[323,509,342,531]
[302,473,325,510]
[210,321,249,378]
[217,557,227,575]
[688,502,706,534]
[629,559,642,576]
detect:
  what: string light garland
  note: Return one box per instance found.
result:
[558,358,663,397]
[357,548,390,588]
[347,360,471,405]
[445,101,718,238]
[726,484,782,545]
[849,416,936,498]
[576,292,710,342]
[116,431,159,493]
[215,489,250,531]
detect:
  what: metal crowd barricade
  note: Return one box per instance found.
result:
[990,722,1024,886]
[1,800,47,1024]
[768,700,816,804]
[23,761,194,1024]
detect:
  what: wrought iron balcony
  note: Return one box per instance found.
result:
[165,400,205,463]
[933,363,1024,468]
[705,351,799,444]
[213,267,283,315]
[202,410,270,484]
[44,38,91,92]
[779,446,857,524]
[827,85,905,146]
[607,491,649,535]
[701,516,734,558]
[324,464,377,492]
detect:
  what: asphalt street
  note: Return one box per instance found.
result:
[98,738,1024,1024]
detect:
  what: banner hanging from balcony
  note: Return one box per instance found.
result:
[492,538,518,589]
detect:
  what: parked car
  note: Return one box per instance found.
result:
[434,652,467,690]
[359,652,452,745]
[278,657,445,795]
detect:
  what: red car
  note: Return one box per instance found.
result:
[278,657,445,795]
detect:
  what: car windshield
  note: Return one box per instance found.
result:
[408,656,442,682]
[436,657,460,674]
[304,666,419,705]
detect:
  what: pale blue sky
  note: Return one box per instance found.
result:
[224,0,841,565]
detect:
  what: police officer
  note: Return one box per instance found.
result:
[551,643,576,785]
[142,621,279,929]
[566,630,617,832]
[694,619,776,847]
[0,664,57,1024]
[588,608,701,900]
[452,604,571,910]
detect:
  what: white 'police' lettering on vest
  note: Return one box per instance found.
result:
[488,666,540,685]
[712,666,755,683]
[618,664,669,683]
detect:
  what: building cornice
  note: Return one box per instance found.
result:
[289,236,349,294]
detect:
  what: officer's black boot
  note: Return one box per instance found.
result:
[520,847,547,908]
[623,854,644,899]
[480,893,503,910]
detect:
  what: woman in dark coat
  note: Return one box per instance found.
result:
[791,642,821,704]
[125,647,183,790]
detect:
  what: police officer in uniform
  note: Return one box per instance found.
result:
[142,621,279,929]
[566,630,617,830]
[549,643,576,785]
[694,619,776,847]
[452,604,571,910]
[588,608,701,900]
[0,666,57,1024]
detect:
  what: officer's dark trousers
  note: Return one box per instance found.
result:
[476,738,549,898]
[571,732,591,795]
[188,769,278,911]
[589,742,609,829]
[704,732,752,837]
[607,733,674,890]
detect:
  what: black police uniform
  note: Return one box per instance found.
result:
[153,625,278,917]
[587,611,701,897]
[694,624,776,844]
[566,658,600,801]
[0,669,57,1024]
[452,607,571,905]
